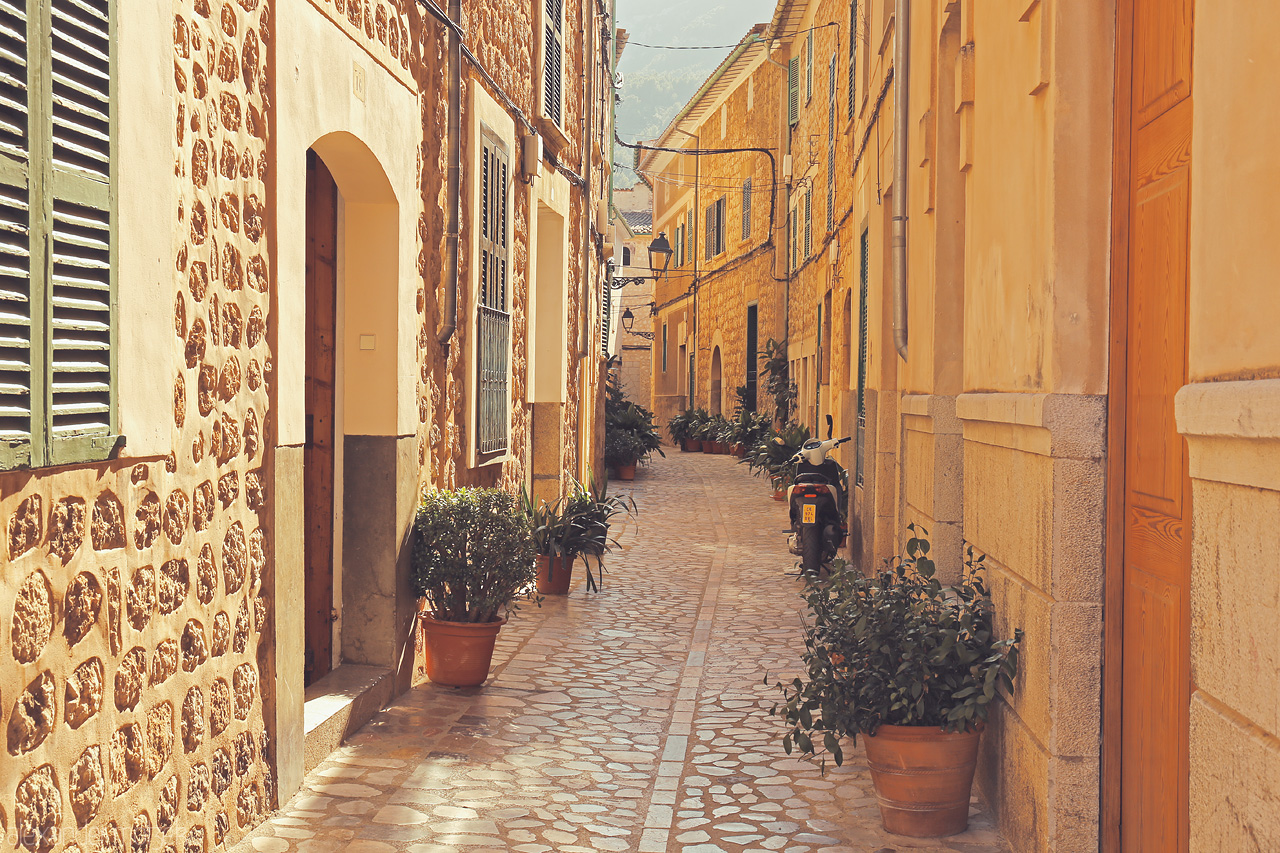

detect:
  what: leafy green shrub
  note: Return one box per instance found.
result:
[741,423,811,489]
[412,488,537,622]
[604,430,649,467]
[771,527,1023,765]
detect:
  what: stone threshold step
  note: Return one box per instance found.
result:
[302,663,393,775]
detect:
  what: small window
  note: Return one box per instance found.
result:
[622,246,632,266]
[662,323,668,372]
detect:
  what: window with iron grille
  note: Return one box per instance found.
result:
[542,0,564,126]
[741,178,752,241]
[856,228,869,487]
[788,57,799,126]
[477,130,510,459]
[0,0,118,471]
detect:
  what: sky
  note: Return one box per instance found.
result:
[613,0,778,187]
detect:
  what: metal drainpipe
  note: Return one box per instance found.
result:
[891,0,910,359]
[436,0,462,344]
[764,46,791,357]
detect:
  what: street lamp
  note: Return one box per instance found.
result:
[647,231,673,278]
[612,232,675,290]
[620,307,655,340]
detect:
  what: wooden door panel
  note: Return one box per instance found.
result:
[1126,106,1190,517]
[1121,566,1183,852]
[1118,3,1193,847]
[304,153,338,686]
[1133,0,1193,126]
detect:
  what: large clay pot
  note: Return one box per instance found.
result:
[772,489,786,501]
[419,614,506,687]
[615,463,636,481]
[731,443,746,458]
[862,723,983,837]
[683,438,702,452]
[702,440,716,454]
[535,553,574,595]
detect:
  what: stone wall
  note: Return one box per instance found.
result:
[0,2,277,851]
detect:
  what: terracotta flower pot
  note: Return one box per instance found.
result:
[862,723,983,837]
[702,441,716,454]
[772,489,786,501]
[615,463,636,481]
[731,443,746,457]
[418,613,506,687]
[535,553,574,595]
[684,438,702,452]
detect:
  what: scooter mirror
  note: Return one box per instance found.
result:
[826,414,834,439]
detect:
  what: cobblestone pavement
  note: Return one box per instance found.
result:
[233,452,1008,853]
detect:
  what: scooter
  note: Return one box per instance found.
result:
[787,415,850,577]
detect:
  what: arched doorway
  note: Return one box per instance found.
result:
[709,347,723,416]
[302,134,400,687]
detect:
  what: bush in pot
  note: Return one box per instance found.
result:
[412,488,538,686]
[522,475,636,594]
[667,409,696,451]
[741,423,810,497]
[603,430,649,480]
[771,526,1022,837]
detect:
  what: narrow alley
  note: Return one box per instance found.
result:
[232,455,1007,853]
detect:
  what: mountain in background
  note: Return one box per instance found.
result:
[614,0,776,188]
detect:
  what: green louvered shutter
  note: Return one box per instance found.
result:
[803,190,811,258]
[0,0,31,466]
[847,1,857,119]
[46,0,115,464]
[806,30,814,102]
[788,57,799,126]
[741,178,751,241]
[685,208,693,263]
[544,0,564,126]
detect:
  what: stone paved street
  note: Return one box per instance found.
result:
[232,452,1008,853]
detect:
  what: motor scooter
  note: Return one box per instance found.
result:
[787,415,850,577]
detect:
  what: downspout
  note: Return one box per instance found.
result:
[436,0,462,344]
[579,6,595,359]
[891,0,909,359]
[764,44,792,356]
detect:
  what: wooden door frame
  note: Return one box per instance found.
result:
[1102,0,1134,848]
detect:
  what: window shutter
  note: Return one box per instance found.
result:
[0,0,29,461]
[806,30,814,102]
[543,0,563,126]
[47,0,115,460]
[788,57,799,126]
[741,178,752,241]
[848,1,857,119]
[600,276,610,355]
[827,55,837,232]
[804,190,812,258]
[704,202,713,261]
[685,209,693,263]
[716,197,725,254]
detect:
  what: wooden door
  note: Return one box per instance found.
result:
[1118,0,1193,848]
[304,151,338,686]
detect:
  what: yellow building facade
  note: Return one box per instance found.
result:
[651,0,1280,849]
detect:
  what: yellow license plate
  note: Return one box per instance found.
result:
[802,503,816,524]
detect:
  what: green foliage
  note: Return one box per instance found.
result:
[605,378,663,463]
[666,408,697,444]
[604,430,650,467]
[741,422,810,489]
[770,527,1023,766]
[520,474,637,593]
[412,488,538,623]
[760,338,798,425]
[727,408,771,448]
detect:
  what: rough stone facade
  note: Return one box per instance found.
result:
[1,0,613,850]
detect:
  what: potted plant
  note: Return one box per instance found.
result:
[771,528,1023,838]
[667,409,697,452]
[412,488,538,687]
[604,430,648,480]
[523,476,636,595]
[742,423,809,499]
